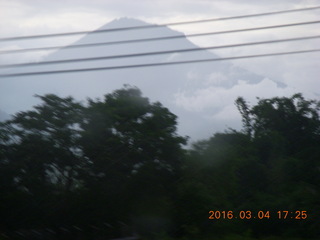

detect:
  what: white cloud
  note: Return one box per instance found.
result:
[174,77,300,115]
[211,104,240,121]
[205,72,228,86]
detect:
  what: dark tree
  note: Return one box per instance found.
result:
[0,86,187,238]
[79,86,187,236]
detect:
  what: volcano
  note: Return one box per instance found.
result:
[0,18,279,140]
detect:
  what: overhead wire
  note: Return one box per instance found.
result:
[1,6,319,235]
[1,35,319,69]
[0,5,319,42]
[1,20,320,54]
[1,7,319,78]
[1,49,319,78]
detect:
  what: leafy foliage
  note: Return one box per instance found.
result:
[0,90,319,239]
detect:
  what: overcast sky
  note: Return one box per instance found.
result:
[0,0,319,140]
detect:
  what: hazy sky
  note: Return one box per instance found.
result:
[1,0,319,64]
[0,0,319,140]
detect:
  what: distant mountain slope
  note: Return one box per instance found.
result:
[0,18,279,140]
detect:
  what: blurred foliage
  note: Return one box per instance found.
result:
[0,88,319,239]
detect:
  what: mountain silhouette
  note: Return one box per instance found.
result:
[0,18,280,140]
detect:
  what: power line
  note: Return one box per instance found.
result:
[0,6,319,42]
[1,49,319,78]
[1,35,319,69]
[1,20,320,55]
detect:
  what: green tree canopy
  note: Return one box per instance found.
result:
[0,86,187,237]
[0,91,319,239]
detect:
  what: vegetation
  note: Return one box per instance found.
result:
[0,87,319,240]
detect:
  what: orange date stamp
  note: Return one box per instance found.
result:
[208,210,308,220]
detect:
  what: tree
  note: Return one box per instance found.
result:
[0,94,88,232]
[6,94,86,193]
[236,93,320,154]
[177,93,320,239]
[81,86,186,180]
[235,97,252,137]
[0,86,187,237]
[79,86,187,235]
[234,93,320,237]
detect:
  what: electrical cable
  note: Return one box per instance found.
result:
[1,48,319,78]
[1,20,320,54]
[0,5,319,42]
[1,35,319,69]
